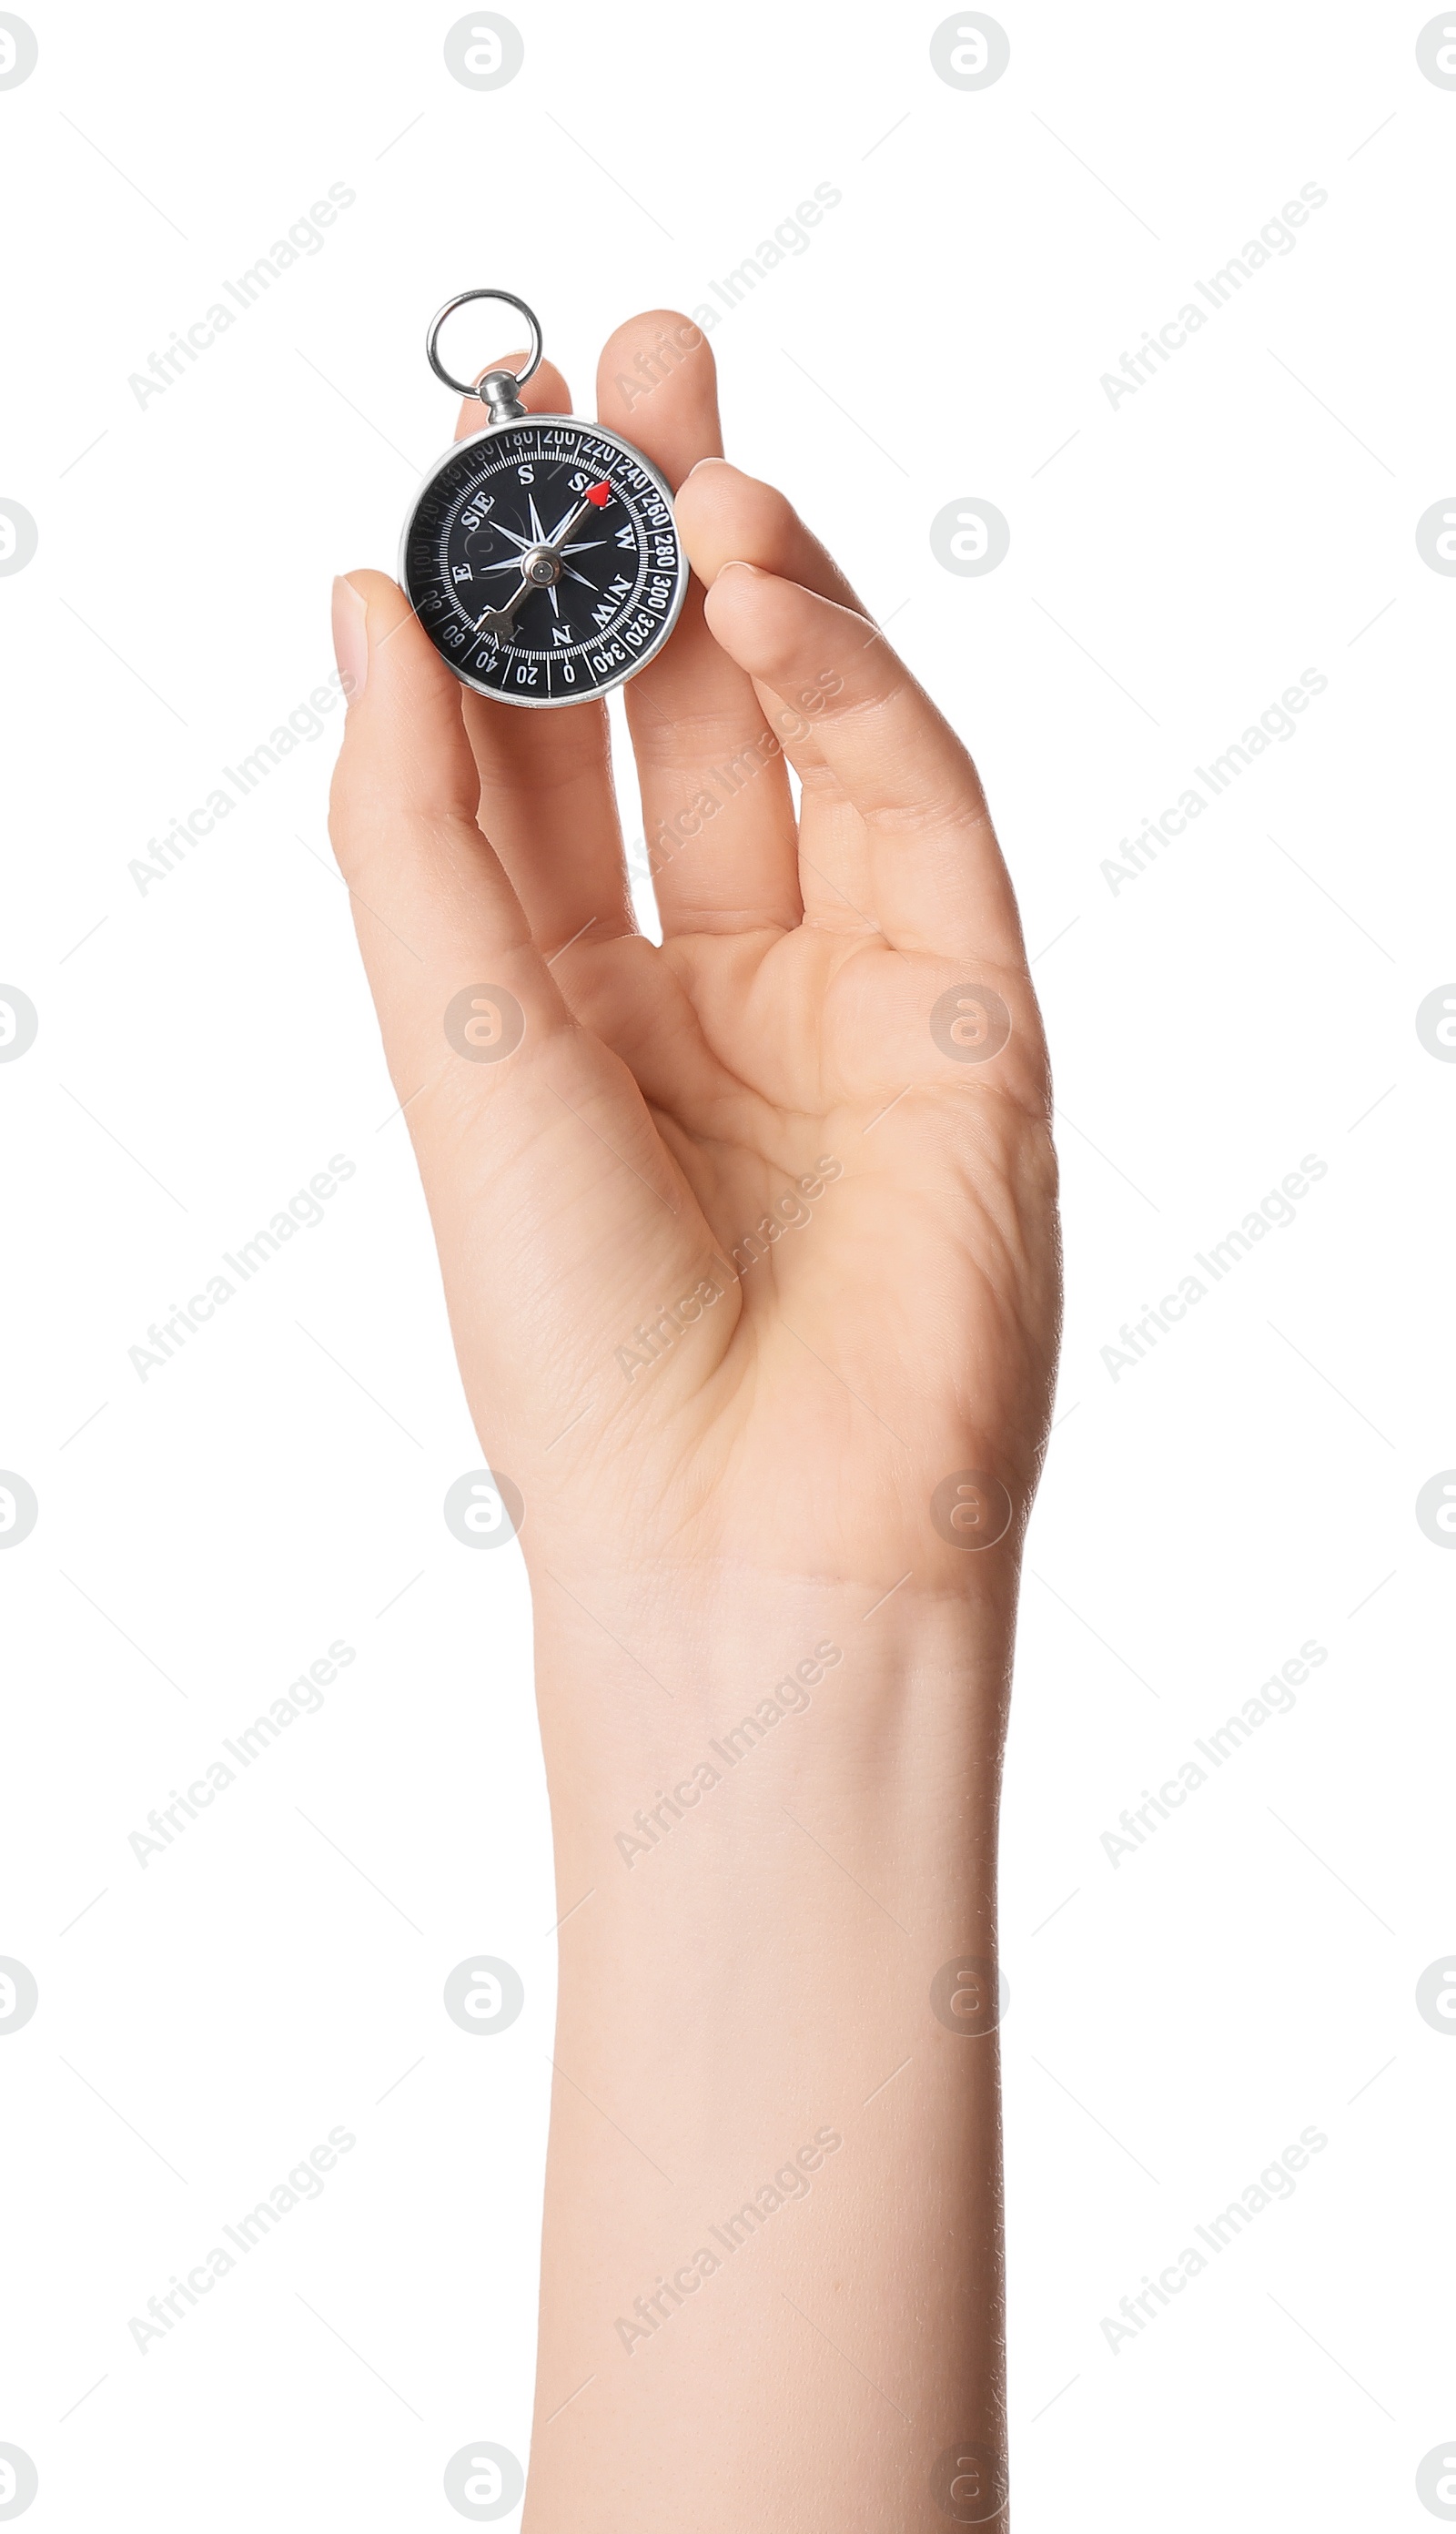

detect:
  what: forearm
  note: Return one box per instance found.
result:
[521,1566,1016,2532]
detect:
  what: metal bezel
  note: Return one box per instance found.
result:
[398,413,691,709]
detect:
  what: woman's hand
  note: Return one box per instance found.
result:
[329,308,1061,2534]
[329,309,1059,1603]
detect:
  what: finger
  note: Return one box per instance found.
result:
[702,563,1026,967]
[329,569,563,1088]
[328,566,678,1199]
[676,456,864,617]
[435,353,633,961]
[328,569,718,1432]
[597,312,802,937]
[674,460,881,938]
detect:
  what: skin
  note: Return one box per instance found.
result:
[329,308,1060,2531]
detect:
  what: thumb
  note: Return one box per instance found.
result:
[327,570,686,1237]
[328,568,567,1099]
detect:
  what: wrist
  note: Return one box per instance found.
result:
[527,1558,1017,1850]
[528,1565,1015,2062]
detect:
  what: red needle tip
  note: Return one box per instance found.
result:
[586,481,612,506]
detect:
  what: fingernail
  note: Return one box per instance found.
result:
[683,455,730,480]
[714,558,762,580]
[331,574,369,705]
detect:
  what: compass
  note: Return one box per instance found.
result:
[399,289,690,709]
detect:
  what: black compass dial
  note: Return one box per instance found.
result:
[400,417,687,707]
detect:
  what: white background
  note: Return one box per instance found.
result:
[2,2,1452,2525]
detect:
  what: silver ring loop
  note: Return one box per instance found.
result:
[426,289,543,400]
